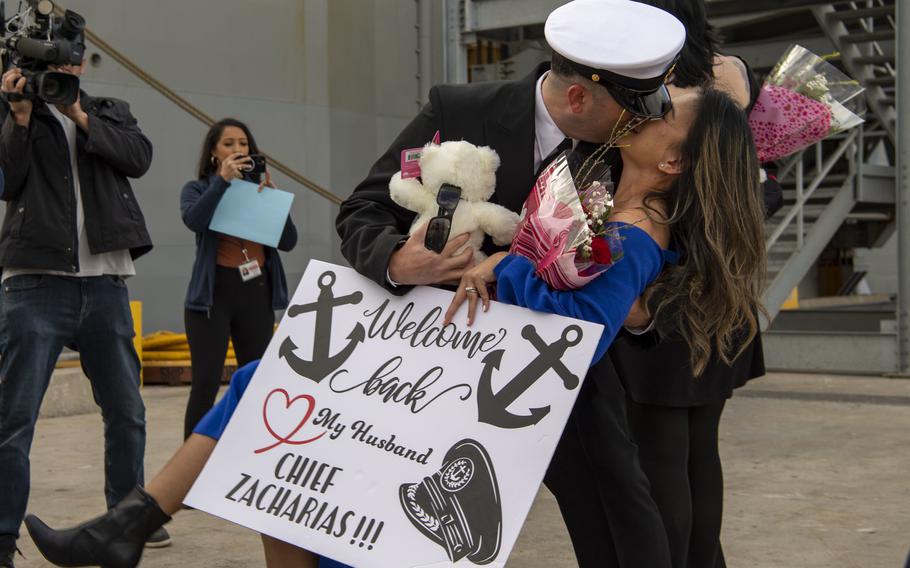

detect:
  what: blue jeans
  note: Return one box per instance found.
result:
[0,275,146,537]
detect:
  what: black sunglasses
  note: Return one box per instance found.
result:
[424,183,462,253]
[604,82,673,119]
[601,55,678,119]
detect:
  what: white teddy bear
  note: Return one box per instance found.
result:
[389,140,520,263]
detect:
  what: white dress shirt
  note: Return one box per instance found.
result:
[533,72,570,173]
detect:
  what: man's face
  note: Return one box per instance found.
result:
[568,87,628,144]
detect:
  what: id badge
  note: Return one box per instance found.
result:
[238,259,262,282]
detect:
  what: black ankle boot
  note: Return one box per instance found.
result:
[25,486,171,568]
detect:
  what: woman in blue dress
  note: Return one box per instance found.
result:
[444,86,767,568]
[445,87,764,377]
[24,88,765,568]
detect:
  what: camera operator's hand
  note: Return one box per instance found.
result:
[388,222,474,286]
[2,68,32,126]
[218,152,251,182]
[55,96,89,132]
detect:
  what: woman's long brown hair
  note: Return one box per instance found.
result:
[644,88,766,376]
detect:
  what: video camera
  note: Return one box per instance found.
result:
[1,0,85,105]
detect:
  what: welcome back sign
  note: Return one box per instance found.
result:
[186,260,601,567]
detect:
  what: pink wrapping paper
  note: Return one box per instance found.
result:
[510,153,622,290]
[749,83,834,163]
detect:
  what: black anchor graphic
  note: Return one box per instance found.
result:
[476,324,582,429]
[279,270,365,383]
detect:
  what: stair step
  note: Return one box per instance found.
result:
[854,54,894,65]
[880,96,895,106]
[842,31,896,43]
[781,187,840,201]
[828,6,895,21]
[767,260,789,273]
[765,230,804,243]
[847,211,892,222]
[865,75,895,87]
[765,220,803,234]
[769,242,799,257]
[799,204,829,218]
[779,175,848,190]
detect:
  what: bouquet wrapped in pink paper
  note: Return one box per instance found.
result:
[749,44,865,163]
[509,150,623,290]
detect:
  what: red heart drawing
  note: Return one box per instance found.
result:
[255,388,326,454]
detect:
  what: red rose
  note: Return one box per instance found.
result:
[591,237,612,264]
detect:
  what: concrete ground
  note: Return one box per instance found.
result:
[12,372,910,568]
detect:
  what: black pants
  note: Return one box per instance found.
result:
[627,399,727,568]
[545,356,671,568]
[183,266,274,438]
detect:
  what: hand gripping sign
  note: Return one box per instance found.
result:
[186,260,601,568]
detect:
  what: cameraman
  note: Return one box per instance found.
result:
[0,56,167,567]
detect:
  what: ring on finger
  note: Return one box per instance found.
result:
[465,286,478,294]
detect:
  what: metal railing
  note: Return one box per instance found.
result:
[848,0,896,77]
[765,130,860,254]
[53,4,342,206]
[763,0,897,322]
[813,1,896,140]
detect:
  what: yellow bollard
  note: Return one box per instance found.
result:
[130,301,143,385]
[781,288,799,310]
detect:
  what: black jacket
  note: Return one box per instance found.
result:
[0,91,153,272]
[336,64,546,294]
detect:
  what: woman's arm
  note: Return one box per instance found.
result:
[493,245,659,363]
[180,176,231,233]
[713,55,751,109]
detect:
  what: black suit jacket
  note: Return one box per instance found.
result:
[336,64,548,295]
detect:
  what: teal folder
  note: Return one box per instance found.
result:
[209,179,294,248]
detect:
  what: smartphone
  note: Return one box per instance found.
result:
[245,154,267,177]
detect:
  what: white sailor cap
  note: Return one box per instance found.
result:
[545,0,686,116]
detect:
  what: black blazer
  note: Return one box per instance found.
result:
[336,64,548,294]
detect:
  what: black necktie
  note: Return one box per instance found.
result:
[536,137,573,177]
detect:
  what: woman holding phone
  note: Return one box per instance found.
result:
[179,118,298,438]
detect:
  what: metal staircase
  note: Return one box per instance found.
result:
[448,0,903,371]
[761,0,897,326]
[757,0,902,372]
